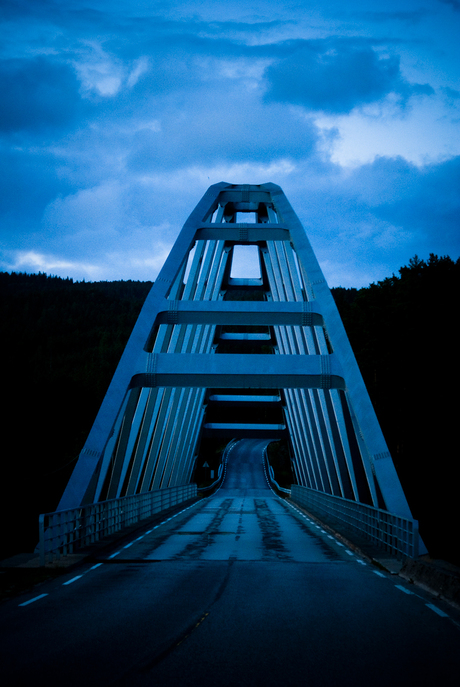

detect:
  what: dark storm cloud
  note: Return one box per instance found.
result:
[439,0,460,11]
[0,146,72,227]
[364,156,460,250]
[0,57,83,133]
[264,39,434,114]
[296,155,460,286]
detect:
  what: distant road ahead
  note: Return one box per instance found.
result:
[2,439,459,686]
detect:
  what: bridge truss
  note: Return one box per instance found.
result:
[58,182,414,521]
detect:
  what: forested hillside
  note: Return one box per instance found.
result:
[1,255,459,563]
[333,254,460,563]
[0,274,152,557]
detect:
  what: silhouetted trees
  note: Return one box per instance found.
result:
[332,254,460,562]
[0,273,151,556]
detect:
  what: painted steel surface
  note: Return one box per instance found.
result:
[55,183,420,551]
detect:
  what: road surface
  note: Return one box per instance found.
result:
[1,439,459,686]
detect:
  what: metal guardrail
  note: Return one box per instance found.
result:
[39,484,197,566]
[290,484,419,559]
[197,462,224,493]
[263,448,291,494]
[198,439,238,493]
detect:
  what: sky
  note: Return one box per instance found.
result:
[1,0,459,288]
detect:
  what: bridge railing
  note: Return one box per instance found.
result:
[290,484,419,559]
[263,447,291,495]
[198,439,237,493]
[39,484,197,566]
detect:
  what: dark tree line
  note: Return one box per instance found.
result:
[0,273,152,557]
[1,255,459,563]
[332,254,460,562]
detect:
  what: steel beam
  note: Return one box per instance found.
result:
[129,353,345,390]
[153,300,323,328]
[195,223,290,242]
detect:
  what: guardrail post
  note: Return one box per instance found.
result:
[39,514,45,567]
[413,520,419,558]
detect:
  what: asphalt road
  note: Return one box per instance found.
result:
[1,438,459,686]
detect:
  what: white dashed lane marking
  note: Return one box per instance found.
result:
[395,584,413,595]
[18,594,48,607]
[426,603,449,618]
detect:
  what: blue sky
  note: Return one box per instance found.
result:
[1,0,459,287]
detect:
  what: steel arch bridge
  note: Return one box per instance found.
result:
[57,182,414,525]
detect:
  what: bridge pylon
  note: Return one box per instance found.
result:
[57,182,414,524]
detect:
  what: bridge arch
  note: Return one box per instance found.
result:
[57,183,414,523]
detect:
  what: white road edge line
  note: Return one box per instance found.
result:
[395,584,412,595]
[373,570,386,578]
[63,575,83,586]
[286,501,360,557]
[105,499,201,559]
[19,593,48,606]
[426,603,449,618]
[17,500,202,607]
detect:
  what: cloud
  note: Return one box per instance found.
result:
[276,154,459,287]
[0,250,102,280]
[0,57,83,133]
[355,10,428,25]
[441,86,460,103]
[0,247,171,282]
[364,155,460,251]
[0,2,457,291]
[439,0,460,11]
[264,40,434,114]
[0,145,73,228]
[125,87,318,173]
[71,43,151,98]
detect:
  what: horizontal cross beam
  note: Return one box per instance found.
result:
[208,395,281,404]
[155,300,323,327]
[202,423,287,438]
[130,353,345,389]
[219,333,272,341]
[195,223,290,242]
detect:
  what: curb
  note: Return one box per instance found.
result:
[399,557,460,611]
[287,497,460,610]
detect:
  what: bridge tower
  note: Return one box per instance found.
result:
[57,182,414,522]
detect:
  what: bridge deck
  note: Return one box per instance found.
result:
[2,440,458,686]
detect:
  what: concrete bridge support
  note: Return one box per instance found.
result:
[57,183,414,524]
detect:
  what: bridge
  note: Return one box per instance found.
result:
[53,182,419,541]
[3,184,459,685]
[3,439,460,686]
[36,182,426,561]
